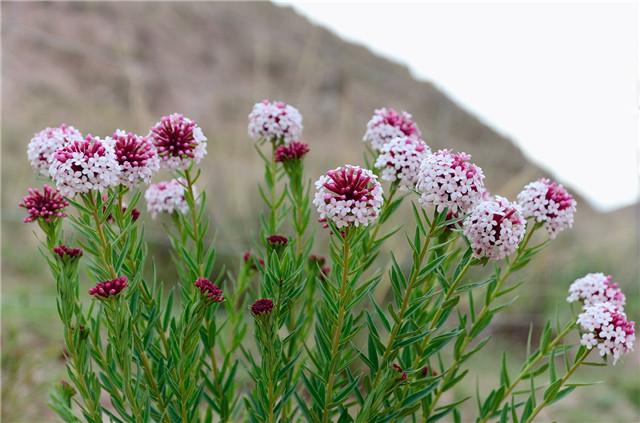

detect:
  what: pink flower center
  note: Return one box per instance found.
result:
[323,167,376,203]
[152,115,197,159]
[114,133,153,167]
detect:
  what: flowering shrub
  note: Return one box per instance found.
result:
[23,103,633,423]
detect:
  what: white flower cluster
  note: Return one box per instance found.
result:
[463,196,526,261]
[144,179,191,218]
[313,165,383,228]
[363,108,421,151]
[111,130,160,188]
[577,302,635,364]
[567,273,626,309]
[517,178,576,238]
[416,150,486,214]
[49,136,121,197]
[374,136,431,191]
[28,124,83,176]
[248,100,303,144]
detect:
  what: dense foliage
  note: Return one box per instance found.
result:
[21,102,634,422]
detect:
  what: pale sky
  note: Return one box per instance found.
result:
[275,1,639,211]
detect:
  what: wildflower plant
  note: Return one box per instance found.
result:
[22,102,633,423]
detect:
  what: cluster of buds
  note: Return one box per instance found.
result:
[274,141,310,163]
[111,130,160,188]
[194,277,224,303]
[19,185,69,223]
[89,276,128,299]
[313,165,384,229]
[53,245,83,261]
[149,113,207,170]
[363,108,422,151]
[266,234,288,254]
[251,298,274,316]
[248,100,303,145]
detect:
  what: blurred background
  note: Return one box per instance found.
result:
[1,2,638,422]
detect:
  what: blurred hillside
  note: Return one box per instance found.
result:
[1,2,638,422]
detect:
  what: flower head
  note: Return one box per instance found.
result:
[374,136,431,191]
[274,141,310,163]
[19,185,69,223]
[577,302,635,364]
[111,130,159,187]
[251,298,274,316]
[517,178,576,238]
[266,235,288,254]
[313,165,384,228]
[28,124,83,176]
[149,113,207,170]
[194,278,224,303]
[416,150,486,214]
[49,136,121,197]
[53,245,83,260]
[144,179,190,218]
[463,196,526,261]
[363,108,421,151]
[567,273,626,309]
[248,100,303,144]
[89,276,127,299]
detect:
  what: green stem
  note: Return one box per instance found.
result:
[321,234,351,423]
[523,348,589,423]
[423,225,539,419]
[357,214,437,421]
[477,321,576,423]
[184,168,204,275]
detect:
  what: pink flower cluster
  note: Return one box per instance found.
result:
[577,302,635,364]
[19,185,69,223]
[567,273,626,309]
[89,276,128,299]
[463,196,526,261]
[416,150,486,214]
[28,114,206,197]
[248,100,303,144]
[251,298,274,316]
[374,136,431,191]
[194,278,224,303]
[149,113,207,170]
[274,141,310,163]
[517,178,576,238]
[313,165,384,228]
[53,245,83,260]
[144,179,191,218]
[28,124,83,176]
[111,130,160,188]
[363,108,421,151]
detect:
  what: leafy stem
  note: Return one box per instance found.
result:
[321,231,351,423]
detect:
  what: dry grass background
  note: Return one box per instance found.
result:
[1,2,638,421]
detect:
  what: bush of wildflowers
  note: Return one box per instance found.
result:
[21,102,634,422]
